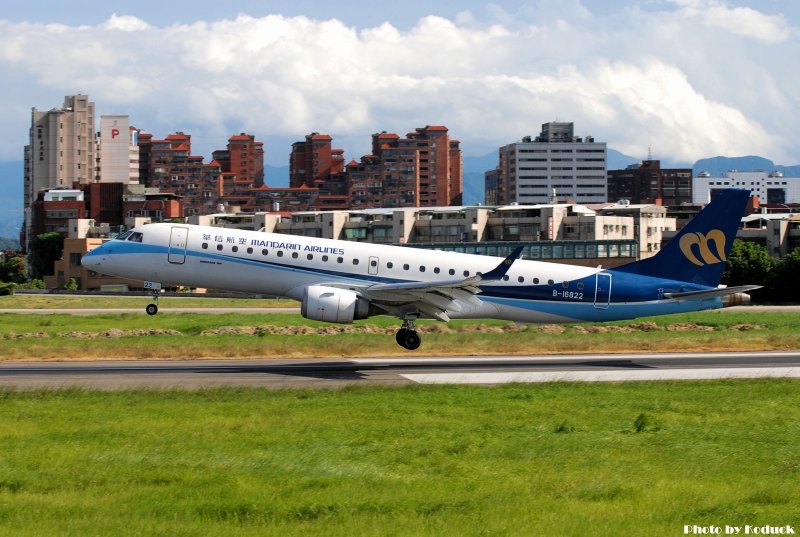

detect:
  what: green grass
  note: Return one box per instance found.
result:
[0,310,797,359]
[0,294,298,309]
[1,382,799,536]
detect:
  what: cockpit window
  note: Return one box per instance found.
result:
[115,231,134,241]
[127,232,144,243]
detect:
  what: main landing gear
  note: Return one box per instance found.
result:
[395,317,421,350]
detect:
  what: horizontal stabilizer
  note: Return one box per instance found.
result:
[663,285,762,300]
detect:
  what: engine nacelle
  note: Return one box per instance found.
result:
[721,292,752,308]
[301,285,373,324]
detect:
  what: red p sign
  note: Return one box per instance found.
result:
[111,128,120,139]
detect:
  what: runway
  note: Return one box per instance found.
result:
[1,351,800,390]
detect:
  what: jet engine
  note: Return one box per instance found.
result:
[721,292,752,307]
[301,285,373,324]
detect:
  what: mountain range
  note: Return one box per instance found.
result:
[2,152,798,248]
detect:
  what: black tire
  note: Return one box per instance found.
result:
[146,304,158,316]
[402,330,421,351]
[395,328,408,346]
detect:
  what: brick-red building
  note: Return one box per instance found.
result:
[607,160,693,205]
[142,132,222,216]
[212,133,265,188]
[289,133,345,188]
[289,126,463,211]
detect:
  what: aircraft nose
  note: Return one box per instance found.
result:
[81,245,106,268]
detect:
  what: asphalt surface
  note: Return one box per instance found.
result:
[2,351,800,390]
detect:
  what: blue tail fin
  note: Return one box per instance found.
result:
[615,189,749,286]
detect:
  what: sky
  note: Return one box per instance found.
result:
[1,0,799,167]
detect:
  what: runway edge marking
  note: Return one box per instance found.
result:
[401,367,800,385]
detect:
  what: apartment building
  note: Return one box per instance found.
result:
[24,94,97,248]
[289,133,344,188]
[607,160,693,205]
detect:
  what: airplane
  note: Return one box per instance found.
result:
[82,188,760,350]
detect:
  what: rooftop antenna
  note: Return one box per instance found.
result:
[647,146,653,161]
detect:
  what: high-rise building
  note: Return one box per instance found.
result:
[386,126,461,207]
[145,132,221,217]
[607,160,693,205]
[367,126,463,207]
[24,94,96,249]
[97,115,139,184]
[289,133,344,188]
[486,122,607,205]
[212,133,265,188]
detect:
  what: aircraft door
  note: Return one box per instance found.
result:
[168,227,188,264]
[594,272,611,309]
[368,256,379,276]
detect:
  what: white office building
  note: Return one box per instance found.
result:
[486,122,607,205]
[694,170,800,205]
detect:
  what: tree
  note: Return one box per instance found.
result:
[722,240,775,286]
[721,240,776,302]
[0,254,28,284]
[768,247,800,303]
[28,232,64,279]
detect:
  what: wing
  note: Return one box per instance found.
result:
[351,247,524,321]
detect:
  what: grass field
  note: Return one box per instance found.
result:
[1,382,799,536]
[0,308,797,360]
[0,294,298,309]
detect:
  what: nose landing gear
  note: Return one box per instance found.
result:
[395,317,421,350]
[144,281,161,316]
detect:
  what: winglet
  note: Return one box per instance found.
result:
[479,246,524,281]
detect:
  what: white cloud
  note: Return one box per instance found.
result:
[102,13,151,32]
[671,0,793,43]
[0,2,798,167]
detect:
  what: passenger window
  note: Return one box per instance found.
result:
[577,283,584,290]
[337,257,343,263]
[419,266,426,272]
[533,277,540,284]
[503,275,509,281]
[353,259,359,265]
[262,249,268,256]
[387,262,394,269]
[277,251,284,257]
[403,264,410,270]
[562,281,569,288]
[217,244,223,251]
[307,254,313,260]
[463,270,470,277]
[292,252,299,259]
[434,267,440,274]
[518,276,524,283]
[548,279,554,285]
[232,246,238,253]
[247,247,253,254]
[202,243,208,250]
[322,255,328,262]
[449,269,455,276]
[370,260,377,267]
